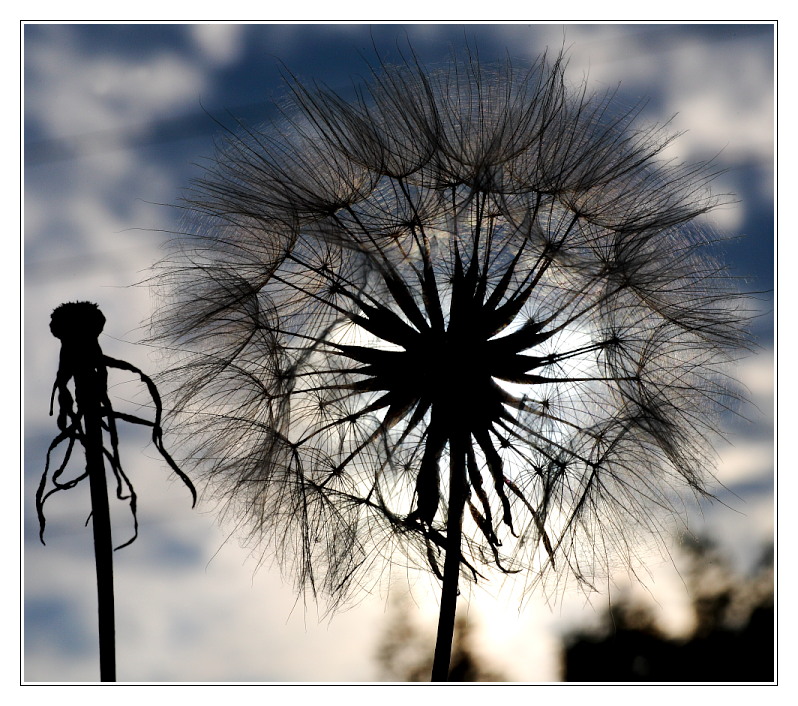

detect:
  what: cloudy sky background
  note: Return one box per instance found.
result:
[23,23,774,683]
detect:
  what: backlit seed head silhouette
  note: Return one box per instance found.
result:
[154,50,749,611]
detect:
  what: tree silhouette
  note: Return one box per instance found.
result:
[153,48,750,680]
[377,595,507,682]
[561,538,774,682]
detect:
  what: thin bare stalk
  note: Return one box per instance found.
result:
[431,436,467,682]
[75,359,117,682]
[73,324,116,682]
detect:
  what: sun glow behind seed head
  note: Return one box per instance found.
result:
[151,45,754,616]
[493,314,597,432]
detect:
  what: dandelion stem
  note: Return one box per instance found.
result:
[71,334,117,682]
[431,435,467,682]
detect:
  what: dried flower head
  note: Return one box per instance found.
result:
[153,50,749,613]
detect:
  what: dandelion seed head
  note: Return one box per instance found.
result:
[153,48,750,610]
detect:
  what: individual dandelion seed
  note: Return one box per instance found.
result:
[152,48,751,681]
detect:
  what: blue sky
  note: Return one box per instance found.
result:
[23,23,774,683]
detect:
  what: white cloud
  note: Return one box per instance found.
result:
[190,24,245,67]
[715,440,774,486]
[739,348,775,401]
[498,26,772,233]
[26,30,207,140]
[664,39,773,166]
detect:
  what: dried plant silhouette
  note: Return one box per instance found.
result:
[38,301,196,681]
[153,49,750,680]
